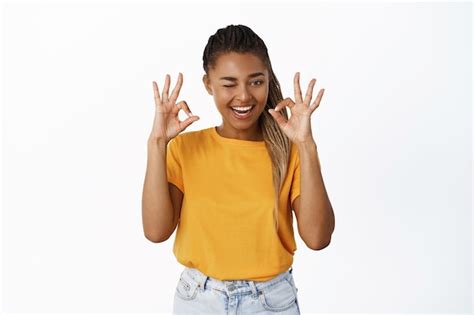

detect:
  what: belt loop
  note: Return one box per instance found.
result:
[248,280,258,297]
[201,275,209,290]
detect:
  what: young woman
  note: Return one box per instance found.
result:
[142,24,335,314]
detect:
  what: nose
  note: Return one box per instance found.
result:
[236,84,252,103]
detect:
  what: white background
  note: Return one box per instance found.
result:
[1,0,472,314]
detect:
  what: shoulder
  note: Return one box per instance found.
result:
[169,127,211,148]
[177,127,209,142]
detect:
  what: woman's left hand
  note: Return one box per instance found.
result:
[268,72,325,144]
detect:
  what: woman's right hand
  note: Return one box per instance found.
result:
[149,73,200,144]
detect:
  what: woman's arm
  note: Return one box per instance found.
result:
[293,139,335,250]
[141,138,179,242]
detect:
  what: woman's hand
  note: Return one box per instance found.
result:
[268,72,325,144]
[149,73,200,144]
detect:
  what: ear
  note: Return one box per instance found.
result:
[202,74,213,96]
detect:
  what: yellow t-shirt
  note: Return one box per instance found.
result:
[166,126,301,282]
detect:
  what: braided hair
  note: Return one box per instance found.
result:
[203,24,291,231]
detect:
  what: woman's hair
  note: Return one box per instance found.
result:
[202,24,291,231]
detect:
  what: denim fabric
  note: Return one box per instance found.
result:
[173,266,300,314]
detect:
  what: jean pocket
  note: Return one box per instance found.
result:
[286,274,299,294]
[175,274,199,301]
[258,278,297,312]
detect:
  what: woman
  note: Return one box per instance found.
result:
[142,24,335,314]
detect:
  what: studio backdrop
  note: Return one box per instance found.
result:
[2,0,472,314]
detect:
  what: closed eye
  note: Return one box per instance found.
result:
[223,80,264,88]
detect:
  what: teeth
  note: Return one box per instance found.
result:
[232,106,253,110]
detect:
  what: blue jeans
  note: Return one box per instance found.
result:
[173,266,301,314]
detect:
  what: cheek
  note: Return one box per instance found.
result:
[256,88,269,104]
[213,90,233,103]
[212,93,229,110]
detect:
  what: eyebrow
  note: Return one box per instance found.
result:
[219,72,265,81]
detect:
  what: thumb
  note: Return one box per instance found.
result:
[179,115,200,132]
[268,108,287,129]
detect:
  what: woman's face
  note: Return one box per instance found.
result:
[203,52,269,131]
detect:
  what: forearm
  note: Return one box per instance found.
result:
[296,139,335,247]
[141,138,175,242]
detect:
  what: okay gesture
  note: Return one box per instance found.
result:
[268,72,325,144]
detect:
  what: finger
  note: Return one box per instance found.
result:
[173,100,184,115]
[181,100,195,117]
[274,97,295,112]
[176,100,194,117]
[162,74,171,102]
[268,107,288,129]
[153,81,161,105]
[294,72,303,104]
[309,88,325,113]
[169,72,183,104]
[303,78,317,105]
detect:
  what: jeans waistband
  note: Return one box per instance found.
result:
[180,266,294,297]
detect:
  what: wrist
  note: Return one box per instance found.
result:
[147,136,168,147]
[295,138,317,149]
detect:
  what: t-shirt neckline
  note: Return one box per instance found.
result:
[210,126,266,147]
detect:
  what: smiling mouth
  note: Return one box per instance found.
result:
[232,105,254,114]
[230,105,255,119]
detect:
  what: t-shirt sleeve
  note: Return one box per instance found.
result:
[290,147,301,208]
[166,137,184,193]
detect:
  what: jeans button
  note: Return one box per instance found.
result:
[228,284,236,291]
